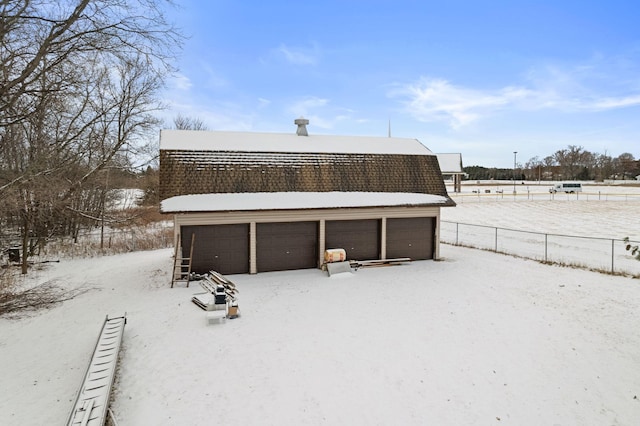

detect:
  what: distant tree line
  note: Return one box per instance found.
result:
[464,146,639,182]
[0,0,183,273]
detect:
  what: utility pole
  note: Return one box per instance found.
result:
[513,151,518,195]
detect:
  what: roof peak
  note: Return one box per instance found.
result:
[160,129,434,156]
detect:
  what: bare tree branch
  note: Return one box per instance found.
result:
[0,0,184,273]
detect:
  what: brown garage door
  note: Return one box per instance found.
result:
[386,217,434,260]
[257,221,318,272]
[181,224,249,275]
[325,219,380,261]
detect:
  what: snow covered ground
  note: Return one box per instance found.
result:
[444,195,640,240]
[1,196,640,425]
[441,191,640,276]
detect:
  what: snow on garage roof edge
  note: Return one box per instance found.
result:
[160,192,450,213]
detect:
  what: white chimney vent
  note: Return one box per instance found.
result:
[294,117,309,136]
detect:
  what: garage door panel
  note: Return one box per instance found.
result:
[386,217,434,260]
[181,224,249,275]
[257,221,318,272]
[325,219,380,260]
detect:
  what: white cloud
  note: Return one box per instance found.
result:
[522,59,640,112]
[288,96,329,117]
[170,73,192,91]
[590,95,640,110]
[391,78,530,128]
[277,43,319,66]
[199,64,229,89]
[284,97,360,130]
[392,62,640,129]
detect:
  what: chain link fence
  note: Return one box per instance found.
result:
[441,220,640,277]
[452,189,640,203]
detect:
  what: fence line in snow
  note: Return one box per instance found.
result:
[451,190,640,203]
[441,220,640,277]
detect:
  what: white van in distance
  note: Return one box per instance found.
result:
[549,182,583,193]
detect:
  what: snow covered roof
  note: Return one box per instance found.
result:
[161,192,449,213]
[158,128,454,207]
[160,129,434,156]
[436,153,463,173]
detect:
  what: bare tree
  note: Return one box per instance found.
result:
[0,0,183,273]
[524,156,543,181]
[614,153,636,180]
[553,145,594,180]
[593,152,613,182]
[541,156,557,180]
[173,114,209,131]
[1,0,181,126]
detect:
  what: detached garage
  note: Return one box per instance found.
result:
[160,120,455,275]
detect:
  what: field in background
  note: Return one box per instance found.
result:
[442,182,640,276]
[447,180,640,202]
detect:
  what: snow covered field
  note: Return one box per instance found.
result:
[444,193,640,240]
[450,181,640,202]
[1,194,640,425]
[441,189,640,276]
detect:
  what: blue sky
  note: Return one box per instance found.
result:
[162,0,640,168]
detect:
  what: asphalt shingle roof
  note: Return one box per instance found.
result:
[159,130,454,207]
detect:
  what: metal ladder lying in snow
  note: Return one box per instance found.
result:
[67,314,126,426]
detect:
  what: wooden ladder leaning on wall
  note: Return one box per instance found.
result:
[172,233,195,288]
